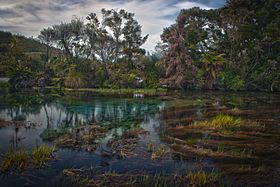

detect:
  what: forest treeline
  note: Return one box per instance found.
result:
[0,0,279,91]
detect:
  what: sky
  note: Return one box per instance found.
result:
[0,0,226,51]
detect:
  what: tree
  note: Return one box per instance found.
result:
[44,17,85,61]
[201,52,225,89]
[122,13,148,65]
[85,13,114,79]
[160,12,197,89]
[101,9,148,64]
[84,9,148,80]
[221,0,280,91]
[38,27,54,63]
[101,9,124,63]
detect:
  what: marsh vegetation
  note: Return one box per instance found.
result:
[0,91,279,186]
[1,145,55,172]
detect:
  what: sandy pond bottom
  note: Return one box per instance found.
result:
[0,91,279,186]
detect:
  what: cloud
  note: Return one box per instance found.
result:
[0,0,226,51]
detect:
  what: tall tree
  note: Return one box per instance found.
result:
[45,17,85,60]
[85,13,115,78]
[221,0,280,90]
[38,27,54,63]
[101,9,124,63]
[160,11,197,89]
[122,13,148,64]
[101,9,148,64]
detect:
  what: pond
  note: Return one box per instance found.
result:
[0,90,279,186]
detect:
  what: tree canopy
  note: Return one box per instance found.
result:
[0,1,279,91]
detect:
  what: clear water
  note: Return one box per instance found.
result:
[0,90,279,186]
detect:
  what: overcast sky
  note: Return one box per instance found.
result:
[0,0,226,51]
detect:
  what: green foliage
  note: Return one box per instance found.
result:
[0,81,11,91]
[1,2,278,92]
[64,71,88,89]
[201,52,226,89]
[218,72,245,91]
[191,114,263,134]
[159,2,279,91]
[63,88,167,96]
[0,31,55,53]
[192,114,242,129]
[211,114,242,128]
[0,145,56,171]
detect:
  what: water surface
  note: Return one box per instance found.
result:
[0,91,279,186]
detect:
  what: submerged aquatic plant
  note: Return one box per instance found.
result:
[1,149,28,171]
[151,145,169,160]
[32,144,55,167]
[40,128,68,141]
[62,168,224,187]
[217,144,225,153]
[110,137,138,158]
[54,125,108,151]
[147,143,154,152]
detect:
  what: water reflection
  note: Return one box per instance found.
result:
[0,92,166,130]
[0,91,280,187]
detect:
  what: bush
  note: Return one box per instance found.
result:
[64,71,88,88]
[218,71,245,91]
[9,71,36,88]
[0,81,11,90]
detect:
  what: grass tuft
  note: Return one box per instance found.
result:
[151,145,169,160]
[188,171,221,186]
[1,149,28,171]
[192,114,242,130]
[32,144,55,167]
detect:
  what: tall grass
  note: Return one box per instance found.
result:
[188,171,221,186]
[32,144,55,167]
[1,149,28,171]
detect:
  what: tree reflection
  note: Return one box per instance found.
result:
[0,92,166,134]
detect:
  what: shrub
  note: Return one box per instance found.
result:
[64,71,88,88]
